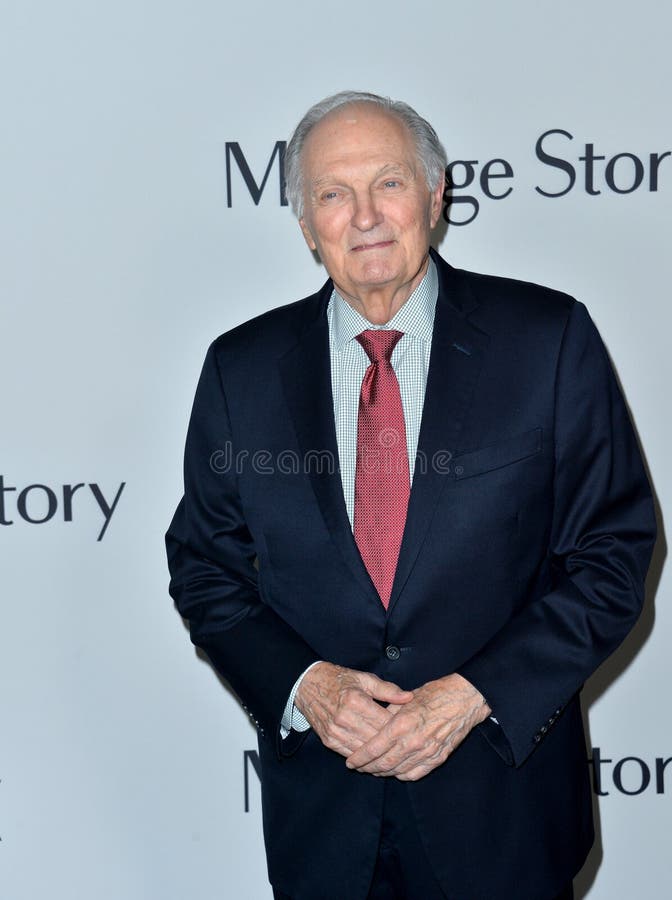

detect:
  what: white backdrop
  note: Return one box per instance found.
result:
[1,1,669,897]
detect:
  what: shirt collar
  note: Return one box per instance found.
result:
[328,257,438,352]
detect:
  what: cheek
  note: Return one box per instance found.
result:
[313,216,349,249]
[399,218,424,247]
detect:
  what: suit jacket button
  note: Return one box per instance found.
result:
[385,645,401,661]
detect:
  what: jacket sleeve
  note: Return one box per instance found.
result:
[166,343,320,751]
[457,301,657,767]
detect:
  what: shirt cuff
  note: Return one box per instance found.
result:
[280,661,322,739]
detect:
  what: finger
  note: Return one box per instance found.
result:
[313,721,369,758]
[338,688,397,728]
[330,691,401,740]
[345,728,400,770]
[355,736,449,777]
[324,734,365,758]
[345,705,435,772]
[337,709,396,749]
[352,754,407,775]
[352,745,424,776]
[395,763,433,782]
[360,674,414,705]
[394,749,451,781]
[316,696,396,755]
[330,712,386,747]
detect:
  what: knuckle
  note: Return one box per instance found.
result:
[325,717,345,737]
[347,690,366,708]
[321,727,336,746]
[332,711,349,729]
[340,686,359,704]
[322,733,339,751]
[402,735,423,755]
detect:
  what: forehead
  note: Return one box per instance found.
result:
[302,104,419,177]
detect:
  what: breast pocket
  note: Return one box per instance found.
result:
[451,427,543,480]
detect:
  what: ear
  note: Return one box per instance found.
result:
[429,173,445,229]
[299,217,317,251]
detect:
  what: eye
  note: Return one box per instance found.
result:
[320,190,340,202]
[382,179,402,189]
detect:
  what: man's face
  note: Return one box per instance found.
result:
[298,104,444,313]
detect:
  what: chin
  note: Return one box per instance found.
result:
[352,261,399,286]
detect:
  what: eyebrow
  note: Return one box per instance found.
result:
[309,162,416,191]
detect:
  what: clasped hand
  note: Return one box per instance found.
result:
[294,662,491,782]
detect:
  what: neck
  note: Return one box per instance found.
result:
[337,255,430,325]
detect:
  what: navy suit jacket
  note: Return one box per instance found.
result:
[166,250,656,900]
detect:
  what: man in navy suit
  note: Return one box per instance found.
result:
[166,92,656,900]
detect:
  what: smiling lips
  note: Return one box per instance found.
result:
[351,240,395,252]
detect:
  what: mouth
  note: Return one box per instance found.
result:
[350,240,395,252]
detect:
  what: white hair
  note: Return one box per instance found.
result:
[284,90,447,218]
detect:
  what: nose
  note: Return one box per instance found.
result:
[351,189,383,232]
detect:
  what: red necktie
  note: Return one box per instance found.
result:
[354,329,410,609]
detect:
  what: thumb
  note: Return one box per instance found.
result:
[362,673,413,704]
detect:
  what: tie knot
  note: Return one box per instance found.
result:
[356,329,404,365]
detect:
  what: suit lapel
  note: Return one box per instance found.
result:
[389,257,490,611]
[277,284,381,608]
